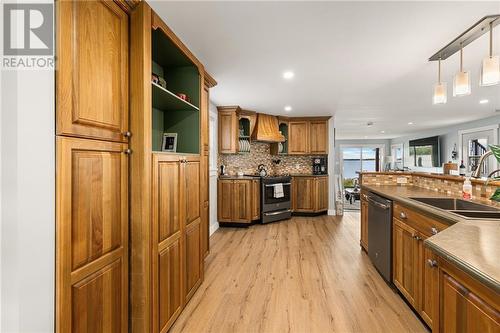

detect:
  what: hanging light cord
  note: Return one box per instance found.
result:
[438,58,442,83]
[460,44,463,72]
[489,22,493,58]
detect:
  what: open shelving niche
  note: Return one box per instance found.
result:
[279,122,288,154]
[151,28,200,154]
[238,117,251,153]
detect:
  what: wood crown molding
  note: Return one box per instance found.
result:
[204,71,217,88]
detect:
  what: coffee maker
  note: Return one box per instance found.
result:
[312,157,327,175]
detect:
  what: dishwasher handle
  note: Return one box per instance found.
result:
[367,196,390,210]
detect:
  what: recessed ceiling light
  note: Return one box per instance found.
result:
[284,105,292,112]
[408,122,414,125]
[367,121,374,127]
[380,130,386,134]
[479,99,489,104]
[283,71,294,79]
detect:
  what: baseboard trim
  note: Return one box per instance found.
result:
[328,209,336,216]
[209,222,219,235]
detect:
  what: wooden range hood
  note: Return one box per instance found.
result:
[251,113,286,143]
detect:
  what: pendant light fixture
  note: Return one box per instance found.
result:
[480,22,500,86]
[453,44,471,96]
[433,58,447,104]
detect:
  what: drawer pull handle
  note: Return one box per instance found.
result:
[123,148,132,155]
[399,211,407,219]
[431,227,438,235]
[427,259,438,268]
[123,131,132,138]
[413,234,422,241]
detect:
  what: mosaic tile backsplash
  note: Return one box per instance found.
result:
[360,172,500,205]
[218,141,325,175]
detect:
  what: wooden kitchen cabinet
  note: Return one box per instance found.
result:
[309,120,329,154]
[57,0,129,143]
[217,179,261,224]
[151,154,202,332]
[56,137,129,333]
[421,246,439,328]
[288,121,309,155]
[218,106,240,154]
[251,179,261,220]
[437,259,500,333]
[360,193,368,251]
[393,218,420,308]
[292,177,328,213]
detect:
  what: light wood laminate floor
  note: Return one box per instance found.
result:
[171,213,428,333]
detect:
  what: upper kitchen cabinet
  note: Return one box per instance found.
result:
[287,117,330,155]
[217,106,259,154]
[218,106,240,154]
[57,0,129,142]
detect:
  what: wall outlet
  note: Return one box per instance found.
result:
[396,177,408,184]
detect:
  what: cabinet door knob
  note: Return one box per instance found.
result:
[123,131,132,138]
[123,148,132,155]
[399,211,407,219]
[426,259,438,268]
[413,234,422,241]
[431,227,438,235]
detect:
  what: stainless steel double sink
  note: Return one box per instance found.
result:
[409,197,500,220]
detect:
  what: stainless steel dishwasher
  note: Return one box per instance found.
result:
[367,192,393,283]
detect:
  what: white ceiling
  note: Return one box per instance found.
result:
[149,1,500,139]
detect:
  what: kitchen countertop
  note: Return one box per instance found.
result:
[362,184,500,293]
[291,174,328,177]
[219,174,328,179]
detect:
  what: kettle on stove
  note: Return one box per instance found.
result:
[257,164,267,177]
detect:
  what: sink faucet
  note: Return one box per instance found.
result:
[472,151,493,178]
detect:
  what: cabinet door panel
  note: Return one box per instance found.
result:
[72,260,123,333]
[158,238,182,332]
[251,179,261,220]
[288,122,309,154]
[57,137,128,333]
[309,121,328,154]
[218,111,237,154]
[421,246,438,328]
[441,273,500,332]
[233,180,251,222]
[57,0,129,142]
[185,160,201,225]
[392,219,418,307]
[156,160,181,243]
[293,178,314,211]
[218,180,233,221]
[315,177,328,211]
[185,219,202,301]
[360,199,368,251]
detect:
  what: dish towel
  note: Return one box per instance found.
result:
[274,183,284,198]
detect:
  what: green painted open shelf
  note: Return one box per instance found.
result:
[152,82,199,112]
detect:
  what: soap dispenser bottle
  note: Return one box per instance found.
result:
[462,173,472,200]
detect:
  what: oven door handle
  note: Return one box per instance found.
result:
[263,209,292,216]
[264,183,291,187]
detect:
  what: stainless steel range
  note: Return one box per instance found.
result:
[261,175,292,223]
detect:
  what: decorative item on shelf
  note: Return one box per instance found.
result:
[151,73,159,84]
[158,76,167,89]
[238,138,250,153]
[443,162,458,175]
[480,22,500,86]
[176,93,189,102]
[278,142,284,153]
[433,58,447,104]
[453,44,471,96]
[239,125,245,137]
[161,133,177,152]
[451,143,458,160]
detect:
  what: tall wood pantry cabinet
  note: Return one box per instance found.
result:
[129,2,216,332]
[55,1,135,331]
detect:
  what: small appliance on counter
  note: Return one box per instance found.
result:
[312,157,327,175]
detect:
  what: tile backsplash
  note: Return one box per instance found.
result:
[218,141,324,175]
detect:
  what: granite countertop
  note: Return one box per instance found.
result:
[362,184,500,293]
[291,174,329,177]
[219,175,261,180]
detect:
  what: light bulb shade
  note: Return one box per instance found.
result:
[433,82,447,104]
[453,71,471,96]
[480,55,500,86]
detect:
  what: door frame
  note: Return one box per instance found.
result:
[458,124,499,173]
[339,144,386,180]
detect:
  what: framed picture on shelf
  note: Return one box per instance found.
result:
[162,133,178,152]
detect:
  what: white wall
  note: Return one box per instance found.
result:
[1,2,55,330]
[209,102,219,235]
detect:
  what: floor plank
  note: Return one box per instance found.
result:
[171,213,428,333]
